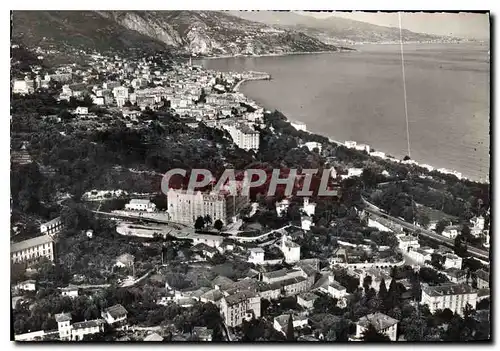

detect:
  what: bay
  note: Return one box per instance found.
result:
[198,43,490,182]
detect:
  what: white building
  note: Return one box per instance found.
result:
[407,247,433,265]
[167,188,248,226]
[354,312,398,341]
[280,235,301,264]
[273,314,309,335]
[15,280,36,292]
[344,141,357,148]
[101,304,128,330]
[297,293,319,310]
[443,253,463,270]
[397,235,420,253]
[13,79,34,95]
[75,106,89,115]
[442,225,460,239]
[61,286,79,298]
[11,235,55,264]
[301,216,313,231]
[125,199,156,212]
[355,144,371,153]
[420,283,477,315]
[302,197,316,217]
[248,247,265,264]
[220,290,261,327]
[222,123,260,151]
[40,217,64,237]
[291,121,307,132]
[55,312,105,341]
[304,141,322,153]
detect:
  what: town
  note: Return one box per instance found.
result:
[11,42,490,342]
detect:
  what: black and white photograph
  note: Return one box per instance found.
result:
[9,6,491,343]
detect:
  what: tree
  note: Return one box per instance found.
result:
[454,235,468,257]
[435,219,449,234]
[361,324,391,341]
[214,219,223,231]
[194,216,205,230]
[286,314,295,341]
[378,278,388,301]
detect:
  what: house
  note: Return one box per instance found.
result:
[327,279,348,300]
[115,253,134,268]
[442,225,460,239]
[53,312,106,341]
[273,314,309,335]
[397,235,420,253]
[443,268,467,284]
[280,235,300,264]
[476,269,490,289]
[75,106,89,115]
[407,247,433,265]
[101,304,128,329]
[212,275,235,290]
[304,141,322,153]
[354,312,399,341]
[220,290,261,327]
[301,216,313,231]
[192,243,218,258]
[248,247,265,264]
[125,199,156,212]
[144,333,163,341]
[297,293,319,310]
[40,217,64,237]
[61,286,79,298]
[15,280,36,292]
[192,326,213,341]
[421,283,477,315]
[200,289,225,306]
[443,253,463,270]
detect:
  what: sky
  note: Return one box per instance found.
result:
[297,11,490,40]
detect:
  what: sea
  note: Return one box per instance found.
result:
[197,43,490,183]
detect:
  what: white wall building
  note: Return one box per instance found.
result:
[443,253,463,270]
[125,199,156,212]
[248,247,265,264]
[167,188,248,226]
[220,291,261,327]
[280,235,300,264]
[40,217,64,237]
[421,283,477,315]
[11,235,55,264]
[354,312,398,341]
[302,197,316,217]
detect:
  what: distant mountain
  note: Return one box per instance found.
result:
[12,11,340,57]
[229,11,450,44]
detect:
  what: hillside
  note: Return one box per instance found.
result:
[100,11,339,56]
[12,11,339,57]
[11,11,171,54]
[230,11,449,44]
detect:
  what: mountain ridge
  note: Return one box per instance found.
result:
[12,11,341,57]
[229,11,458,44]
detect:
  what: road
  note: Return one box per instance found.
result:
[362,197,490,262]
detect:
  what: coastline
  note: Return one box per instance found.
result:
[196,48,353,61]
[231,71,489,185]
